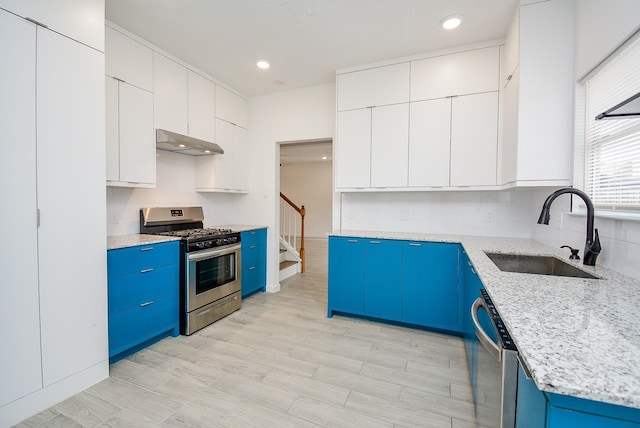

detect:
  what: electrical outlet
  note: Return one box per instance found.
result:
[484,211,495,223]
[108,212,120,224]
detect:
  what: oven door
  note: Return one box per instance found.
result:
[185,243,241,312]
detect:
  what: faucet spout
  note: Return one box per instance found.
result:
[537,187,601,266]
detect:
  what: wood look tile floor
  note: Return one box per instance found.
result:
[17,238,480,428]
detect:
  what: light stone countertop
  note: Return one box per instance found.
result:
[220,224,268,233]
[107,234,180,250]
[330,230,640,409]
[106,226,266,250]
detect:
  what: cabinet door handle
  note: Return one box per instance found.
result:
[25,17,48,28]
[140,268,154,273]
[140,247,154,252]
[471,267,477,274]
[250,245,257,249]
[468,260,473,266]
[139,301,154,307]
[369,241,381,244]
[249,266,256,270]
[347,239,359,243]
[408,243,422,247]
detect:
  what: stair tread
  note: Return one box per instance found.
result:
[279,260,298,270]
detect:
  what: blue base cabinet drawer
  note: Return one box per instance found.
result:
[107,240,179,363]
[241,228,267,297]
[107,242,177,276]
[108,295,178,358]
[108,264,177,314]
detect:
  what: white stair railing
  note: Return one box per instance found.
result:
[279,192,306,272]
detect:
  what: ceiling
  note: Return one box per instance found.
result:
[106,0,519,97]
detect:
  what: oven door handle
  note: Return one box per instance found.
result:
[187,244,240,262]
[472,297,501,363]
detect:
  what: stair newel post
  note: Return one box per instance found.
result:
[300,205,306,273]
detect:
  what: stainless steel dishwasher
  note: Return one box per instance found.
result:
[472,289,519,428]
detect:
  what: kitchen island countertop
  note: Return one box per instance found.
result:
[330,230,640,410]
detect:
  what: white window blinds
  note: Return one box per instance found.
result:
[585,34,640,209]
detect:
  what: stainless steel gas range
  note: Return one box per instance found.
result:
[140,207,241,335]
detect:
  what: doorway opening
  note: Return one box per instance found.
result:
[277,139,332,279]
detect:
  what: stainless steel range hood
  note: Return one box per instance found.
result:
[596,92,640,120]
[156,129,224,156]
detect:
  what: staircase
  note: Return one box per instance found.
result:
[279,192,305,281]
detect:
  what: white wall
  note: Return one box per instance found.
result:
[532,0,640,281]
[340,189,537,238]
[280,160,333,238]
[574,0,640,78]
[239,83,336,291]
[107,149,236,235]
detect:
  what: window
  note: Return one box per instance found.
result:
[584,33,640,210]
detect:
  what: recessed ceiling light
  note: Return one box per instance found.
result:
[256,59,270,69]
[441,14,463,30]
[321,156,328,160]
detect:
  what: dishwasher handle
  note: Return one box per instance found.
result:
[472,297,501,363]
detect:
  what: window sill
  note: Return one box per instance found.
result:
[567,210,640,222]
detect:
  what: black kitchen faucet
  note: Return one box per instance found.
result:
[537,187,602,266]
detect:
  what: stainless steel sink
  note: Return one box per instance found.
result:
[484,252,600,279]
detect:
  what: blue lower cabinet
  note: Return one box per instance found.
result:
[328,236,461,331]
[364,239,403,319]
[328,237,365,316]
[107,240,179,363]
[516,363,640,427]
[403,241,460,331]
[241,228,267,297]
[516,364,547,428]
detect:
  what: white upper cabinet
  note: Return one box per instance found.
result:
[450,92,499,186]
[188,70,216,141]
[154,52,188,134]
[370,103,410,188]
[337,62,410,111]
[105,25,155,187]
[408,98,452,187]
[335,42,501,191]
[336,108,372,188]
[0,0,104,51]
[105,26,153,92]
[111,79,155,185]
[502,9,520,88]
[216,85,248,129]
[195,118,248,192]
[500,0,574,187]
[410,46,500,101]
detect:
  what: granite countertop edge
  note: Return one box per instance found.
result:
[329,230,640,410]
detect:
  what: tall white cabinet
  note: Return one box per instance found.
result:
[0,6,107,426]
[0,9,42,409]
[500,0,574,186]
